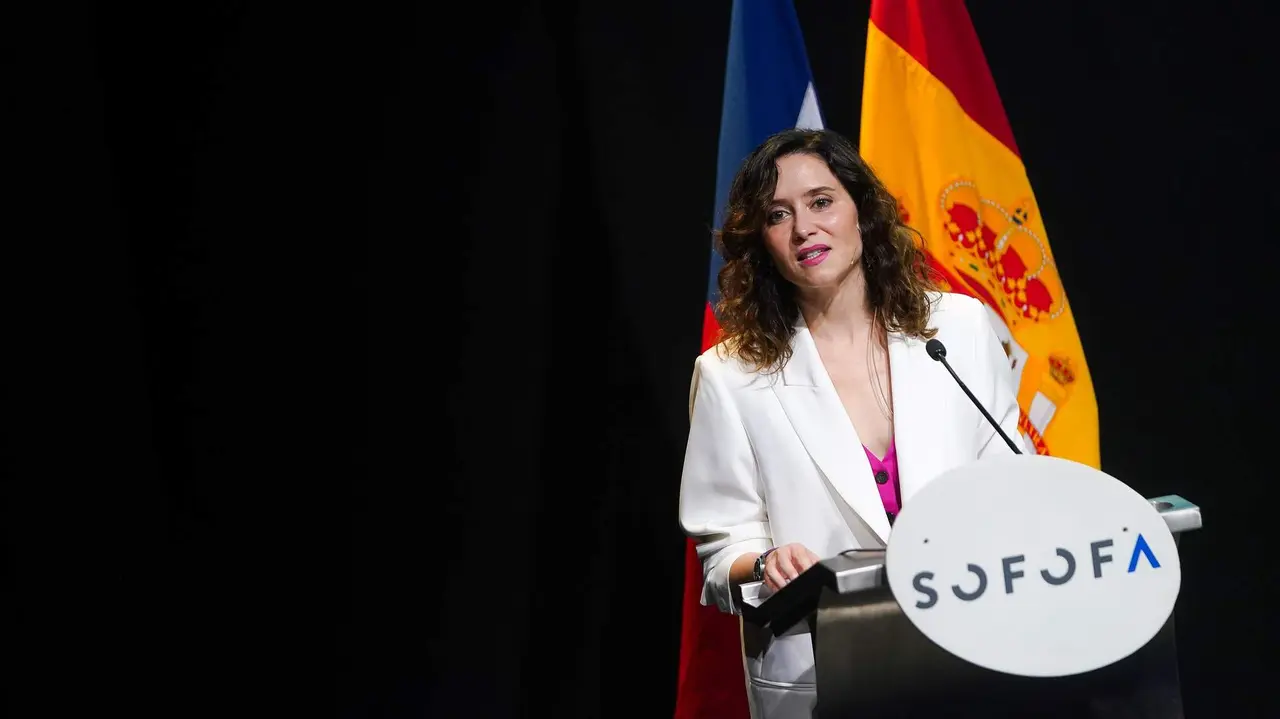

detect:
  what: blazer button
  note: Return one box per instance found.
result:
[874,470,890,485]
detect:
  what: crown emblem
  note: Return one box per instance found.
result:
[1047,354,1076,386]
[934,180,1066,329]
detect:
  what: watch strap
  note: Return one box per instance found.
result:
[752,547,778,582]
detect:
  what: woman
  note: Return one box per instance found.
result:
[678,128,1025,718]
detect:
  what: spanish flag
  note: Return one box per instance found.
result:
[860,0,1099,468]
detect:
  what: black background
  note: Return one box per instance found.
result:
[3,1,1275,717]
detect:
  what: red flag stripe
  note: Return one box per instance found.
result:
[869,1,1020,157]
[700,301,721,354]
[674,303,750,719]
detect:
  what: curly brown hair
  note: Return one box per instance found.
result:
[712,128,938,372]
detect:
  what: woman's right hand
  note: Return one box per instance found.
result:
[763,543,821,592]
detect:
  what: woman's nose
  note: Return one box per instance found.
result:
[792,213,817,242]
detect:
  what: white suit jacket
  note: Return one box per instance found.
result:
[678,292,1027,717]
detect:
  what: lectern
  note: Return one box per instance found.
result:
[734,495,1201,719]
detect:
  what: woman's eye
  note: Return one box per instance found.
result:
[767,209,788,224]
[813,197,832,209]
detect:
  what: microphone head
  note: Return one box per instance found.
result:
[926,339,947,361]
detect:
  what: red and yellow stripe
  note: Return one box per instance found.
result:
[861,0,1099,468]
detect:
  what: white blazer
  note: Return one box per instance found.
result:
[678,291,1027,718]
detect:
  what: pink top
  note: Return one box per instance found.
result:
[863,439,901,523]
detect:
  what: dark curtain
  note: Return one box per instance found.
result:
[2,2,1274,718]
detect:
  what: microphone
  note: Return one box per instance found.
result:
[925,338,1023,455]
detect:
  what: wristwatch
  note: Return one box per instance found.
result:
[752,548,777,582]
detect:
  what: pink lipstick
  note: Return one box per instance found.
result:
[797,244,831,267]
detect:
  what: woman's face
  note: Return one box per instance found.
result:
[761,153,863,293]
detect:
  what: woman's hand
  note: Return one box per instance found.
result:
[763,543,821,592]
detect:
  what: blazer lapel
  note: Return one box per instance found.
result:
[886,331,948,507]
[771,323,892,544]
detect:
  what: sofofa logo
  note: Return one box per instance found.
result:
[911,531,1162,609]
[885,455,1181,678]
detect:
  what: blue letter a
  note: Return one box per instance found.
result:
[1127,534,1161,572]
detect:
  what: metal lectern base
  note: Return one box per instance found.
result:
[813,585,1184,719]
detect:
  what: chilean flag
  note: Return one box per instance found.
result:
[676,2,822,717]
